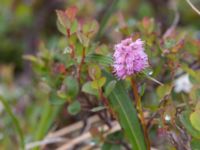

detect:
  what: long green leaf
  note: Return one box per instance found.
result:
[104,72,146,150]
[95,0,119,40]
[33,102,61,150]
[0,96,25,150]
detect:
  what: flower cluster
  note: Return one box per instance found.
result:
[113,38,149,79]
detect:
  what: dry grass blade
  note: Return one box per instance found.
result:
[186,0,200,15]
[56,121,120,150]
[25,137,66,150]
[47,115,100,138]
[26,113,150,149]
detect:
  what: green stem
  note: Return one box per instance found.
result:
[131,79,150,150]
[0,96,25,150]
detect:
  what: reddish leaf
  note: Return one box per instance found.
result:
[142,17,151,29]
[53,63,66,74]
[65,6,78,21]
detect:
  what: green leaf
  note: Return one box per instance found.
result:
[49,91,66,105]
[82,20,99,38]
[190,111,200,131]
[88,64,101,80]
[102,144,121,150]
[105,80,117,96]
[56,20,78,36]
[71,20,78,34]
[191,138,200,150]
[182,64,200,83]
[64,76,79,98]
[34,102,61,143]
[95,44,109,55]
[156,84,172,100]
[164,39,176,49]
[56,20,67,35]
[91,77,106,89]
[195,101,200,111]
[55,8,78,35]
[189,75,198,84]
[23,55,44,67]
[56,10,67,27]
[57,90,67,99]
[102,131,123,150]
[195,89,200,100]
[95,0,119,40]
[180,111,200,139]
[85,54,113,66]
[0,96,25,149]
[67,101,81,115]
[77,32,90,47]
[82,82,98,96]
[104,71,147,150]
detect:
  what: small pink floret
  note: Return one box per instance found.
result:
[113,38,149,79]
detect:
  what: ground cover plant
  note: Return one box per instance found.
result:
[0,0,200,149]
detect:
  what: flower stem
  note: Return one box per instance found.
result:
[98,88,114,115]
[131,78,150,150]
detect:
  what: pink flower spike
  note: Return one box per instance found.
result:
[113,37,149,79]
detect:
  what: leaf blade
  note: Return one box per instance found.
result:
[0,96,25,149]
[104,72,146,150]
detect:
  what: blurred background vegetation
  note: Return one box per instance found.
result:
[0,0,200,149]
[1,0,200,73]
